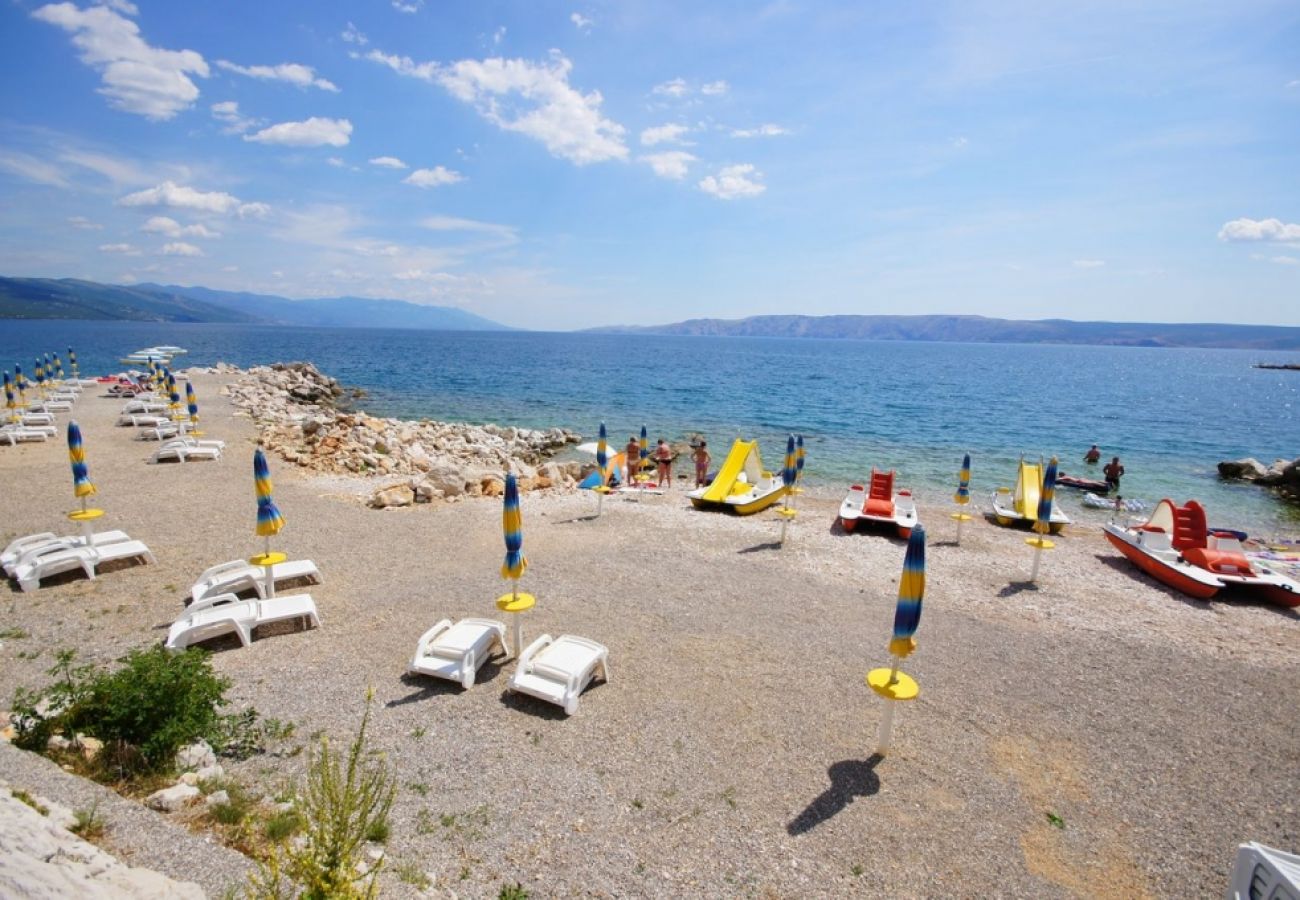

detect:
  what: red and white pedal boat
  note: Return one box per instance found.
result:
[1103,498,1300,608]
[838,468,918,538]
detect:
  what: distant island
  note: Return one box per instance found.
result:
[586,314,1300,350]
[0,276,508,331]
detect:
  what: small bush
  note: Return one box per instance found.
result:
[363,817,390,844]
[499,884,530,900]
[12,788,48,815]
[12,648,232,776]
[264,809,301,843]
[71,801,106,839]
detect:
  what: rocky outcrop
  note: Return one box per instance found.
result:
[207,362,582,507]
[1218,456,1300,504]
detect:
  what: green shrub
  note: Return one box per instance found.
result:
[264,809,302,843]
[71,801,106,839]
[12,647,232,776]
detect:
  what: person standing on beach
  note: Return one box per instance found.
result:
[626,435,641,485]
[654,438,673,488]
[1103,456,1125,492]
[692,441,711,488]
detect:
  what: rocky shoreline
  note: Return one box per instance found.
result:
[1218,456,1300,505]
[196,362,585,509]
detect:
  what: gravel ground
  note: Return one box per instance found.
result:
[1,374,1297,898]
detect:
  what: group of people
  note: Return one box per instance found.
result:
[622,436,714,489]
[1084,444,1125,492]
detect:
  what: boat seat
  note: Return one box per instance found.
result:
[869,469,894,501]
[1183,547,1254,576]
[865,498,895,517]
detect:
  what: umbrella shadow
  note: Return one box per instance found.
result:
[931,539,961,549]
[998,581,1040,597]
[738,541,783,554]
[387,657,510,706]
[555,514,600,524]
[787,754,883,835]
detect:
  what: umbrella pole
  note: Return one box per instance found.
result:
[263,536,275,599]
[1029,542,1043,583]
[955,515,963,545]
[876,699,898,755]
[780,516,789,545]
[597,491,604,518]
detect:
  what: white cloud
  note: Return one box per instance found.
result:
[237,201,271,219]
[698,163,765,199]
[571,12,593,31]
[952,136,969,148]
[701,80,729,96]
[403,165,464,188]
[98,242,139,255]
[118,180,240,214]
[161,241,202,256]
[392,0,422,12]
[244,117,353,148]
[1269,255,1299,266]
[1288,79,1299,89]
[640,123,690,146]
[57,147,150,185]
[0,152,70,188]
[32,3,208,120]
[1218,217,1300,243]
[216,60,338,92]
[641,151,696,180]
[420,215,518,243]
[68,216,103,230]
[141,215,219,238]
[493,27,506,46]
[369,155,408,169]
[652,77,689,98]
[341,22,368,45]
[210,99,260,134]
[1073,259,1105,268]
[327,156,345,167]
[731,123,790,138]
[99,0,138,13]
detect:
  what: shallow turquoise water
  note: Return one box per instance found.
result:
[4,320,1298,536]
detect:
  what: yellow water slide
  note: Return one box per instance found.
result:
[1014,460,1042,516]
[700,439,758,503]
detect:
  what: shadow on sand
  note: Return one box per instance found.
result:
[787,754,883,835]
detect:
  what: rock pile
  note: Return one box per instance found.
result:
[1218,456,1300,504]
[210,362,584,509]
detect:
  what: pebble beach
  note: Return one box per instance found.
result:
[1,366,1297,898]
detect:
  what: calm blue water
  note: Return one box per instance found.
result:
[4,320,1298,536]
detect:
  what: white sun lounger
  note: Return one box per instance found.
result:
[408,618,507,689]
[120,399,168,414]
[20,413,56,427]
[32,399,72,412]
[165,594,321,650]
[153,440,222,463]
[3,530,132,576]
[139,423,181,441]
[0,426,51,445]
[507,634,610,715]
[12,540,155,592]
[117,413,171,428]
[189,558,323,603]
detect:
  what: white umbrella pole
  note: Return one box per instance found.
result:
[262,536,275,598]
[955,515,964,545]
[1029,542,1043,583]
[780,515,789,545]
[597,491,604,518]
[512,615,522,659]
[875,660,901,754]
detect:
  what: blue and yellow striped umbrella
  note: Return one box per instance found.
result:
[34,359,45,390]
[954,453,971,505]
[68,347,78,378]
[782,434,797,488]
[53,353,64,379]
[254,449,285,537]
[4,372,15,422]
[167,370,181,418]
[186,381,199,428]
[796,434,806,481]
[1035,457,1058,535]
[14,364,26,404]
[888,525,926,658]
[596,421,608,471]
[639,424,648,472]
[67,421,96,499]
[501,472,527,582]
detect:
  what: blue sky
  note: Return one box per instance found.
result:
[0,0,1296,330]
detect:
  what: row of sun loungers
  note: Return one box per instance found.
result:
[2,531,155,592]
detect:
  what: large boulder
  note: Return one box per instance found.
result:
[145,783,200,812]
[369,485,415,509]
[1217,458,1268,480]
[174,740,216,772]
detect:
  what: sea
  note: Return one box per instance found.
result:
[3,320,1298,537]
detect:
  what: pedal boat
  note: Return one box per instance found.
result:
[838,469,917,538]
[1103,499,1300,608]
[991,457,1070,534]
[687,438,789,515]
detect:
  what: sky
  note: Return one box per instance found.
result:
[0,1,1297,331]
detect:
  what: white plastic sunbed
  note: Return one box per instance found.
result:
[189,558,323,603]
[20,413,56,427]
[408,618,507,689]
[0,426,50,445]
[164,594,321,650]
[120,399,167,414]
[32,399,72,412]
[12,540,155,592]
[152,440,222,463]
[117,413,171,428]
[138,423,181,441]
[507,634,610,715]
[2,530,132,577]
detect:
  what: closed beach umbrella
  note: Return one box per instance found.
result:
[67,421,96,500]
[796,434,806,477]
[1035,457,1058,535]
[501,472,527,585]
[186,381,200,431]
[167,370,181,420]
[68,347,78,378]
[639,424,648,475]
[4,371,15,423]
[596,421,608,474]
[34,359,45,393]
[782,434,797,491]
[53,353,64,380]
[869,524,926,754]
[254,448,285,538]
[951,452,973,543]
[15,364,26,405]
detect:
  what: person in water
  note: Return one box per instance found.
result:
[625,435,641,485]
[692,440,711,488]
[654,438,673,488]
[1084,444,1101,464]
[1103,456,1125,492]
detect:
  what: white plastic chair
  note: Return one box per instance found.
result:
[3,530,131,576]
[408,618,507,689]
[152,440,222,463]
[0,426,50,445]
[117,413,170,428]
[120,399,167,414]
[165,594,321,650]
[190,558,323,603]
[12,540,155,592]
[507,634,610,715]
[20,413,56,427]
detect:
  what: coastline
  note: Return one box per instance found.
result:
[0,362,1296,897]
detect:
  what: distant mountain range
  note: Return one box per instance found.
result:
[0,276,509,331]
[587,314,1300,350]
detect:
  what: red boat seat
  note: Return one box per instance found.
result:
[869,469,894,501]
[865,498,895,518]
[1182,547,1255,576]
[1170,501,1208,551]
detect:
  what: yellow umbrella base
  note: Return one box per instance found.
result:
[249,551,288,567]
[1025,537,1056,550]
[67,508,104,522]
[592,485,611,494]
[867,668,919,700]
[777,508,798,519]
[950,512,973,522]
[496,592,536,613]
